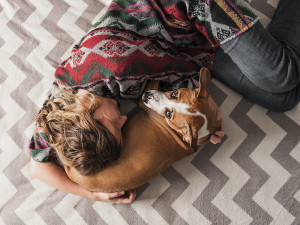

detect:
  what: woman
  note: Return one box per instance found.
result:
[29,0,299,204]
[29,88,135,203]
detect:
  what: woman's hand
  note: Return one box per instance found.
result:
[208,95,225,144]
[91,190,136,204]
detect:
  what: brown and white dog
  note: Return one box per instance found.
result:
[65,68,221,193]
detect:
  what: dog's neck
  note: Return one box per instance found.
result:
[139,99,219,151]
[139,100,194,151]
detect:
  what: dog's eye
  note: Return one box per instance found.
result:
[165,109,172,119]
[170,90,178,99]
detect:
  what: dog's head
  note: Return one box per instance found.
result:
[142,68,221,150]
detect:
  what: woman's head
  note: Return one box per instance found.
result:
[93,96,127,146]
[37,88,127,176]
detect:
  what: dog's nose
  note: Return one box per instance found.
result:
[142,91,152,104]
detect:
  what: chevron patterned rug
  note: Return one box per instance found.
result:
[1,0,299,224]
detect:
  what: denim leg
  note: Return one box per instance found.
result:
[219,21,300,93]
[212,48,300,112]
[268,0,300,53]
[212,0,300,111]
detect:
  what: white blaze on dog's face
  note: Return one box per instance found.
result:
[142,88,210,146]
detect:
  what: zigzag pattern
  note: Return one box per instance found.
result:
[75,0,106,32]
[192,139,230,224]
[230,99,272,224]
[267,111,300,225]
[36,190,66,224]
[75,198,107,224]
[41,0,74,67]
[189,83,231,224]
[247,106,293,223]
[0,0,299,224]
[152,167,189,225]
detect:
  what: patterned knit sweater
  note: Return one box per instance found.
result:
[54,0,258,97]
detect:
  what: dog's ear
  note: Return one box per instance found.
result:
[196,67,211,99]
[182,123,198,150]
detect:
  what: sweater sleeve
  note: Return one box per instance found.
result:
[29,126,56,163]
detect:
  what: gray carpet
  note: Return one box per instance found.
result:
[1,0,299,224]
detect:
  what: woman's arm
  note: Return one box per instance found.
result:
[29,158,136,203]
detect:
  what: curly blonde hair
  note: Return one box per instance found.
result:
[37,88,120,175]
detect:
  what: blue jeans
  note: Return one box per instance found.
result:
[212,0,300,111]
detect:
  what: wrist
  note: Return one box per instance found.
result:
[84,189,95,200]
[75,184,95,200]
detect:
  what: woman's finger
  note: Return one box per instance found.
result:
[214,130,225,137]
[210,135,221,144]
[115,190,136,204]
[107,191,125,199]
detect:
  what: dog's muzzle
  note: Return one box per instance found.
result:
[142,90,166,115]
[142,91,153,104]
